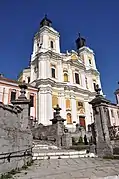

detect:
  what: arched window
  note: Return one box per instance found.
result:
[89,59,91,65]
[67,113,72,124]
[50,41,54,49]
[64,73,68,82]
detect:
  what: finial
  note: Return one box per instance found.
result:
[95,84,101,95]
[45,14,47,18]
[18,81,28,99]
[78,32,81,38]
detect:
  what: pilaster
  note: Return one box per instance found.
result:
[58,92,66,120]
[84,101,92,130]
[71,94,77,123]
[38,85,52,125]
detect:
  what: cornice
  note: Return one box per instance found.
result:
[34,26,60,39]
[33,50,62,61]
[62,59,85,71]
[86,68,100,76]
[36,78,96,97]
[78,46,94,55]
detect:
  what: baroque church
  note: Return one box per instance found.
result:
[0,15,119,131]
[18,15,102,131]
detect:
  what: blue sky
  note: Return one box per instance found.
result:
[0,0,119,102]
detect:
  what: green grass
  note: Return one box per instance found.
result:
[0,173,13,179]
[0,159,34,178]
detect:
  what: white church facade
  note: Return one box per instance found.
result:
[18,15,102,130]
[3,15,119,131]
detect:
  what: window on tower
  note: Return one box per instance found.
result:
[111,109,114,117]
[50,41,54,49]
[28,77,30,83]
[89,59,92,65]
[93,81,97,91]
[51,67,55,78]
[75,73,80,84]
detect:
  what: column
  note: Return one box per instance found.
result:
[38,90,45,124]
[46,88,53,125]
[46,59,50,78]
[30,64,35,82]
[69,68,73,84]
[59,92,66,119]
[80,72,86,89]
[84,101,92,130]
[71,95,77,123]
[57,60,63,82]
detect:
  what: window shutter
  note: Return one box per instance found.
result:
[52,95,58,108]
[76,101,78,111]
[66,99,70,109]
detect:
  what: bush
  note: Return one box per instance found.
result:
[72,137,77,145]
[78,136,83,144]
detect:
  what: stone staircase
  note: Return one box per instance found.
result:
[32,140,97,160]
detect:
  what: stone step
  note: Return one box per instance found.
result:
[33,149,97,160]
[33,144,59,150]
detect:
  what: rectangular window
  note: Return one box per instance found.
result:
[30,95,34,107]
[51,68,55,78]
[75,73,80,84]
[28,77,30,83]
[11,91,16,101]
[111,109,114,117]
[50,41,54,48]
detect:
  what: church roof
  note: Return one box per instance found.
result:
[0,76,37,90]
[40,15,52,28]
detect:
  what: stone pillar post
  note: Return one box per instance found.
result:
[50,104,72,148]
[50,104,65,147]
[89,84,113,157]
[12,81,30,130]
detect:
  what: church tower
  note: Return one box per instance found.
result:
[30,15,61,125]
[32,15,60,57]
[75,33,102,93]
[76,33,97,70]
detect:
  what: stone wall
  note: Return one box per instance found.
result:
[0,102,32,176]
[32,123,57,142]
[32,122,72,148]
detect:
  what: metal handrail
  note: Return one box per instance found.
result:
[0,144,34,162]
